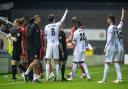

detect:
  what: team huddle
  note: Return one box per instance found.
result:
[5,7,125,84]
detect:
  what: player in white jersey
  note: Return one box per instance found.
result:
[44,9,68,81]
[116,7,125,62]
[98,8,124,84]
[68,21,91,81]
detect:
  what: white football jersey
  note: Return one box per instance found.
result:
[105,25,116,51]
[45,22,62,46]
[73,28,87,52]
[116,22,123,46]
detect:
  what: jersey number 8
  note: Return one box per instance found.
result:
[51,28,55,36]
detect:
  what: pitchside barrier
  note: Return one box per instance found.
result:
[124,54,128,64]
[0,31,11,74]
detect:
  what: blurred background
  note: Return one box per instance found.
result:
[0,0,128,73]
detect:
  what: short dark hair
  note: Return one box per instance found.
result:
[48,14,55,23]
[76,21,82,27]
[107,15,115,24]
[29,17,35,24]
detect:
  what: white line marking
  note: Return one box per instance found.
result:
[70,68,128,76]
[0,68,127,86]
[0,82,25,86]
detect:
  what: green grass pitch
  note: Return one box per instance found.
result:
[0,65,128,89]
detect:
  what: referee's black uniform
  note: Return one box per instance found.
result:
[59,30,68,81]
[10,27,22,80]
[11,28,22,61]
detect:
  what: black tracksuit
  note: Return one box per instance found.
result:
[27,23,41,61]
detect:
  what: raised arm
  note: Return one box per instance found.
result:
[60,9,68,23]
[120,7,125,22]
[117,7,125,29]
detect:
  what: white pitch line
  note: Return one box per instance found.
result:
[71,68,128,76]
[91,68,128,74]
[0,68,127,86]
[0,81,25,86]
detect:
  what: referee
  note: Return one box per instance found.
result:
[59,25,68,81]
[7,19,22,80]
[25,15,41,83]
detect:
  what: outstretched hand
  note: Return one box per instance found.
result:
[65,8,69,13]
[121,7,125,22]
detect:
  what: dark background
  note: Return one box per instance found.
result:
[0,0,127,3]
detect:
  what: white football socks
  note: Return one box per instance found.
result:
[114,63,122,80]
[46,64,50,80]
[72,63,77,78]
[103,63,109,81]
[25,68,30,75]
[81,63,90,78]
[33,74,37,81]
[55,64,59,80]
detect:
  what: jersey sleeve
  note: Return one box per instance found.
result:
[44,26,47,42]
[44,26,47,36]
[55,10,68,28]
[117,22,123,29]
[72,32,77,45]
[105,28,113,50]
[55,21,62,29]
